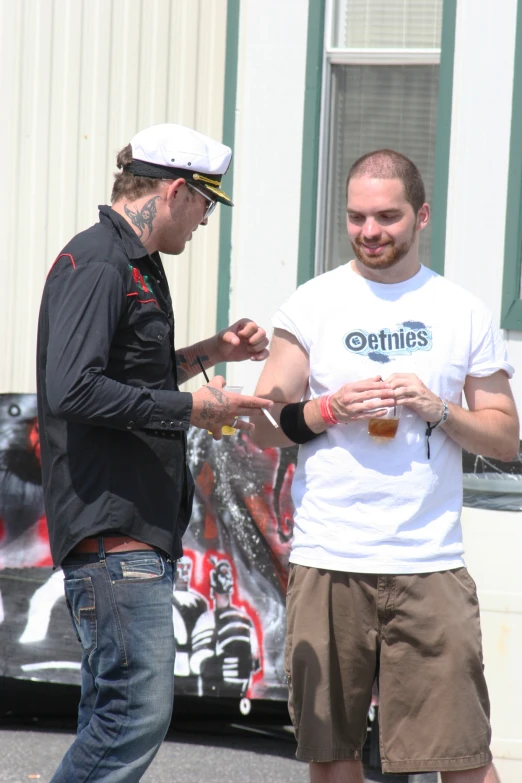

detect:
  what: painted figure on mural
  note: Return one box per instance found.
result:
[190,556,260,699]
[172,554,208,695]
[252,150,520,783]
[185,429,297,699]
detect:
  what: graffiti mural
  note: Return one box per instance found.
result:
[0,393,297,701]
[1,393,521,699]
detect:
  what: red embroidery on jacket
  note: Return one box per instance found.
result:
[130,266,150,293]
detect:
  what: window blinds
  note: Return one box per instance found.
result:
[326,64,439,271]
[332,0,443,49]
[323,0,443,272]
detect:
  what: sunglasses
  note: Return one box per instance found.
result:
[186,182,217,220]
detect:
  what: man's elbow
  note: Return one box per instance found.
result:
[47,388,78,420]
[248,422,294,450]
[498,446,520,462]
[47,377,89,421]
[249,425,275,450]
[493,432,520,462]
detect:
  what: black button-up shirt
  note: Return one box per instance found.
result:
[37,205,194,565]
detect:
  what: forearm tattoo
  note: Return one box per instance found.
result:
[200,386,232,423]
[176,346,210,384]
[176,362,189,385]
[124,196,161,239]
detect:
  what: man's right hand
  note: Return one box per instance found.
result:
[191,376,274,440]
[327,376,395,422]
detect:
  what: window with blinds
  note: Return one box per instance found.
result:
[318,0,443,273]
[331,0,443,49]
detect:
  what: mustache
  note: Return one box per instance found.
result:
[355,236,391,247]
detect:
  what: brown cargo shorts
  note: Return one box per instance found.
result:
[284,565,492,775]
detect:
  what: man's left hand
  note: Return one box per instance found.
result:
[386,373,444,424]
[216,319,269,363]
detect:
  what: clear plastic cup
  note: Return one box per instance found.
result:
[221,385,243,435]
[368,405,401,442]
[206,385,244,436]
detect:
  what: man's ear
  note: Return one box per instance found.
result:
[417,202,430,231]
[165,178,187,204]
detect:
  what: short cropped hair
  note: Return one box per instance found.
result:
[346,150,426,213]
[111,144,161,203]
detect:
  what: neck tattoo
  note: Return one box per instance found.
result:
[124,195,161,239]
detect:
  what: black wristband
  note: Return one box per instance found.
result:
[280,401,321,444]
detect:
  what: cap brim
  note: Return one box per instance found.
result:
[203,183,233,207]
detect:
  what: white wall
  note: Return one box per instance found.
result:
[445,6,521,775]
[225,0,310,392]
[444,0,522,406]
[0,0,227,395]
[462,507,522,779]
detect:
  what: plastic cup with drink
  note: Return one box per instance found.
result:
[368,404,401,443]
[221,385,243,435]
[197,356,242,436]
[197,356,277,436]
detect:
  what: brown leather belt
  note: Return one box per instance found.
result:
[70,536,157,555]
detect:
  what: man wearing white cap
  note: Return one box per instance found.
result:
[37,123,272,782]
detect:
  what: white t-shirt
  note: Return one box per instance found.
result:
[272,263,513,574]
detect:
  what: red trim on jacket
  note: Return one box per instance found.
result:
[48,253,77,276]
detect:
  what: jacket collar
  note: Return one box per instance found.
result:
[98,205,151,261]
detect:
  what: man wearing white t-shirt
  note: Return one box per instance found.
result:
[251,150,519,783]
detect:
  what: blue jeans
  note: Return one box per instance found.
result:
[51,542,176,783]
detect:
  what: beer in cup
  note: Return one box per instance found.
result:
[368,404,401,442]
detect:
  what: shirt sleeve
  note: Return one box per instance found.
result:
[272,283,314,353]
[45,260,193,432]
[467,301,514,379]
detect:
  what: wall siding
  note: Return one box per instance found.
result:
[1,0,227,394]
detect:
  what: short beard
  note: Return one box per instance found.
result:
[351,227,416,270]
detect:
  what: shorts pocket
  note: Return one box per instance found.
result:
[285,564,297,599]
[118,553,165,581]
[461,567,478,592]
[64,577,97,653]
[452,566,478,594]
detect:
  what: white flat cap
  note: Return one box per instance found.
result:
[126,123,233,206]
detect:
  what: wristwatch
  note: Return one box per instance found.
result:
[434,399,449,427]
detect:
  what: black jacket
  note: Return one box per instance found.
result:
[37,206,194,565]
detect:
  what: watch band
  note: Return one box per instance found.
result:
[431,398,449,428]
[437,399,449,426]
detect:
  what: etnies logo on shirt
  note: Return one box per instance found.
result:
[344,321,433,364]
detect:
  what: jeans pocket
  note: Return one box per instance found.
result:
[64,576,97,654]
[118,553,166,581]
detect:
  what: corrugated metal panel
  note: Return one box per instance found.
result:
[1,0,227,394]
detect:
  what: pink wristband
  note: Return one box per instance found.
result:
[320,394,338,425]
[325,394,339,424]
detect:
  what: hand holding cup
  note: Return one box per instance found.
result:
[190,376,273,440]
[220,386,243,435]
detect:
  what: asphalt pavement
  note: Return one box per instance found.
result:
[0,680,437,783]
[1,718,307,783]
[0,680,308,783]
